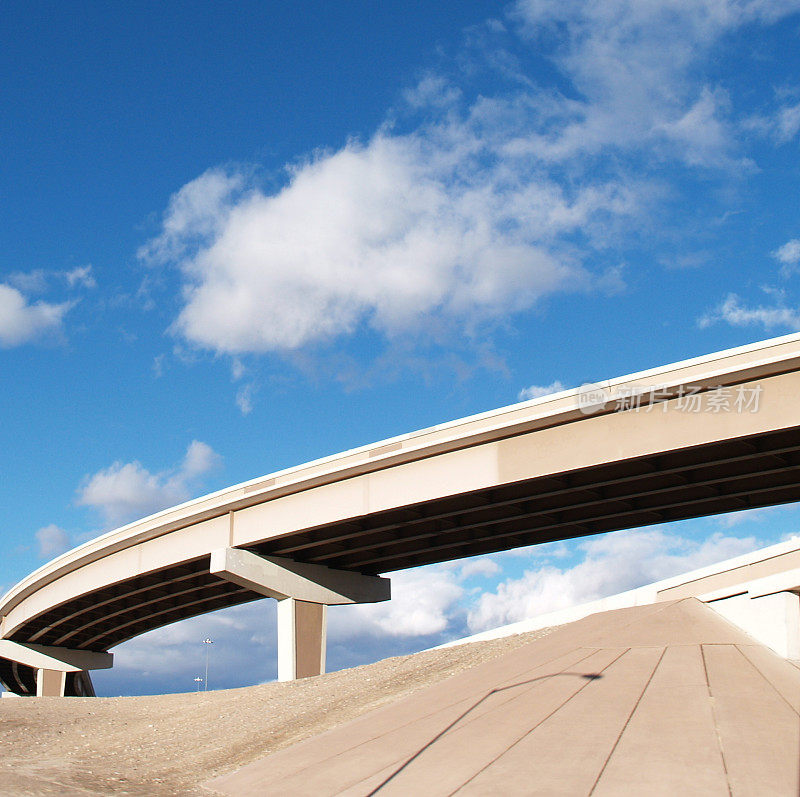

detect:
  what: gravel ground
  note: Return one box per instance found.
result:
[0,629,552,796]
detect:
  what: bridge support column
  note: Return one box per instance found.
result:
[277,598,327,681]
[211,547,390,682]
[36,668,66,697]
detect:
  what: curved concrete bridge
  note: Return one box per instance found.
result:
[3,333,800,696]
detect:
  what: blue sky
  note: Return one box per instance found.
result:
[3,0,800,696]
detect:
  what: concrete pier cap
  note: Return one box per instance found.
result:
[0,640,111,697]
[211,548,391,680]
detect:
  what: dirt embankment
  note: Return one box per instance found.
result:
[0,629,551,796]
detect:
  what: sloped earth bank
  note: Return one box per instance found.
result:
[0,629,552,796]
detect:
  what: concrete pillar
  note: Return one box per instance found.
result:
[211,548,388,682]
[36,668,66,697]
[277,598,327,681]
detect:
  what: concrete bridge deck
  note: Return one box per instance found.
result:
[207,598,800,796]
[3,332,800,695]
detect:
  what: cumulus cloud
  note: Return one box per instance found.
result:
[329,567,465,639]
[456,557,502,580]
[111,565,466,682]
[137,169,246,265]
[698,291,800,331]
[0,284,71,347]
[773,238,800,277]
[65,265,97,289]
[110,603,259,678]
[181,439,219,478]
[35,524,71,558]
[467,527,759,631]
[142,139,596,354]
[91,600,276,694]
[136,1,800,358]
[77,440,221,527]
[518,380,567,401]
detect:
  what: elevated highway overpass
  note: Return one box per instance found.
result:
[4,333,800,695]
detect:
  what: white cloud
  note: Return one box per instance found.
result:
[152,353,166,377]
[659,251,710,270]
[137,0,800,357]
[467,527,759,631]
[111,602,259,678]
[654,87,733,167]
[35,524,71,558]
[518,380,567,401]
[137,169,245,266]
[134,3,800,364]
[107,566,466,691]
[77,440,221,526]
[508,0,791,167]
[773,238,800,277]
[6,270,48,293]
[7,265,97,294]
[774,101,800,142]
[716,506,772,529]
[456,557,502,580]
[744,99,800,143]
[65,265,97,289]
[181,440,219,477]
[403,74,462,109]
[698,291,800,331]
[774,238,800,265]
[0,284,71,347]
[235,382,256,415]
[138,1,800,360]
[142,137,600,354]
[230,358,246,381]
[106,567,465,692]
[328,567,465,638]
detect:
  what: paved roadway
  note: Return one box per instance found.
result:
[208,598,800,796]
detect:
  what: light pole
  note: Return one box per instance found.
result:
[202,638,213,692]
[194,676,203,692]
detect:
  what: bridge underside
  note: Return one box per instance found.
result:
[3,422,800,696]
[257,424,800,573]
[0,660,96,697]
